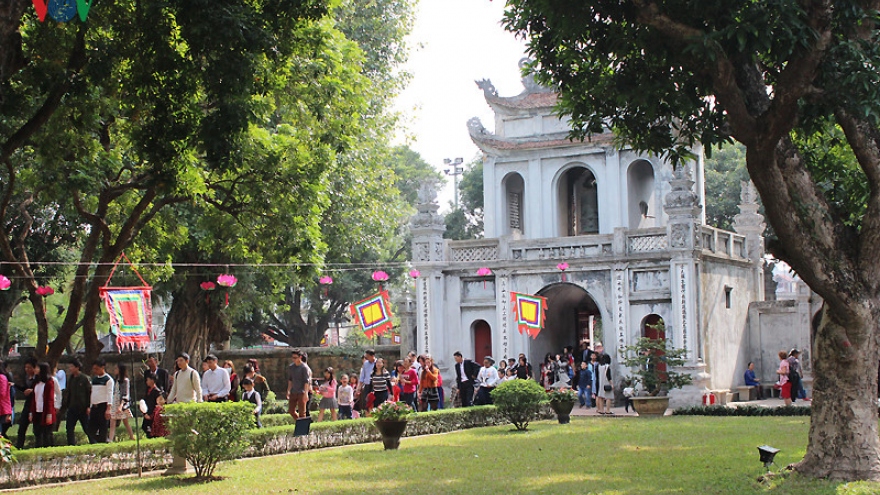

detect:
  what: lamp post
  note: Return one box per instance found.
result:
[444,157,464,209]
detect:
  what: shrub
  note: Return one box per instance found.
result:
[547,387,577,403]
[164,401,253,479]
[672,405,812,416]
[491,379,547,431]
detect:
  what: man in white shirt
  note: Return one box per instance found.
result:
[475,356,500,406]
[201,354,231,402]
[89,358,114,444]
[167,353,203,404]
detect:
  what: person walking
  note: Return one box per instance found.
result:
[788,349,805,401]
[577,361,593,408]
[453,351,479,407]
[143,356,170,397]
[356,349,377,412]
[474,356,499,406]
[0,361,12,438]
[369,359,393,412]
[201,355,231,403]
[29,362,57,447]
[240,378,263,428]
[242,364,271,402]
[286,349,311,419]
[776,351,792,406]
[596,354,614,415]
[108,364,135,442]
[13,358,37,449]
[317,367,338,422]
[223,360,239,401]
[142,372,163,438]
[397,360,419,412]
[88,358,114,444]
[418,355,441,412]
[167,353,202,404]
[64,359,91,445]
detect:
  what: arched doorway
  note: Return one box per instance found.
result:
[557,166,599,236]
[472,320,492,362]
[532,283,602,370]
[627,160,656,229]
[641,314,667,376]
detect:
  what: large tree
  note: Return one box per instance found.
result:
[0,0,330,365]
[506,0,880,480]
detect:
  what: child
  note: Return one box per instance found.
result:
[151,395,168,438]
[337,374,354,420]
[241,378,263,428]
[142,372,163,438]
[317,368,337,422]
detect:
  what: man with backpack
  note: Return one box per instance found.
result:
[167,353,202,404]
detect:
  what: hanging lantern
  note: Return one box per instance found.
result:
[216,274,237,288]
[557,262,569,282]
[477,267,492,289]
[371,271,389,282]
[319,276,333,297]
[0,276,10,291]
[200,281,216,291]
[409,269,421,279]
[35,286,55,297]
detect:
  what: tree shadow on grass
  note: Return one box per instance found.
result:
[116,475,214,492]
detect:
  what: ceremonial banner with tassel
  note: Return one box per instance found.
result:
[100,253,153,351]
[350,290,394,338]
[510,291,548,339]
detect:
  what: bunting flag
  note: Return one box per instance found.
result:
[350,290,394,338]
[510,291,549,339]
[100,288,153,350]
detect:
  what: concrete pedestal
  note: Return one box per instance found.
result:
[163,454,191,476]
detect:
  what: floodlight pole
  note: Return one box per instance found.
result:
[444,157,464,209]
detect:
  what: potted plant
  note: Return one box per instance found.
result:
[372,401,414,449]
[623,324,692,417]
[547,387,577,424]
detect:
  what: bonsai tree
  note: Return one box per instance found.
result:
[624,323,692,396]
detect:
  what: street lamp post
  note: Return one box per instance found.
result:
[444,157,464,209]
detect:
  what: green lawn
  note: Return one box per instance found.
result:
[32,416,880,495]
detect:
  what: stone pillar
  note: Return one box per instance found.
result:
[733,180,767,301]
[410,181,448,359]
[663,165,701,366]
[394,290,416,354]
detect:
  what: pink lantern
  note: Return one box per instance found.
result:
[0,276,10,291]
[35,286,55,297]
[216,274,238,288]
[200,281,216,291]
[409,269,421,279]
[319,276,334,285]
[371,271,389,282]
[557,262,569,282]
[477,267,492,289]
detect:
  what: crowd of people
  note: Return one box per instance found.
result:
[0,341,806,449]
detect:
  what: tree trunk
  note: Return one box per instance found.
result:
[796,305,880,480]
[163,275,229,370]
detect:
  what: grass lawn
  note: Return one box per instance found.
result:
[32,416,880,495]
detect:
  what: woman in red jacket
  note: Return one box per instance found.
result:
[29,362,56,448]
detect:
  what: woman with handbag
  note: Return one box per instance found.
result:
[596,354,614,415]
[108,363,135,442]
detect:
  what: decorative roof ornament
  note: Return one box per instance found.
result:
[664,165,699,210]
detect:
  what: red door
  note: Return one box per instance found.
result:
[473,320,492,362]
[642,314,667,376]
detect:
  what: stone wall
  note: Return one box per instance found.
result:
[7,345,403,394]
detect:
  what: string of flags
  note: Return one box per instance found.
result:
[32,0,93,23]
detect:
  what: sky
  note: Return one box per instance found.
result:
[393,0,528,211]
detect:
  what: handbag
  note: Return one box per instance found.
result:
[603,385,612,392]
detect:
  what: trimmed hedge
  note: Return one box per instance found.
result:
[672,405,812,416]
[0,405,550,488]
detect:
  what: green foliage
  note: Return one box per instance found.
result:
[704,143,752,231]
[164,402,254,479]
[0,438,13,469]
[623,327,692,395]
[547,387,577,403]
[673,405,812,416]
[444,159,484,240]
[490,379,547,431]
[372,401,414,421]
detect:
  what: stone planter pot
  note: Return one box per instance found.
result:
[549,400,576,424]
[374,420,408,450]
[631,396,670,417]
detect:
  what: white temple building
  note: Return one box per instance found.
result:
[410,66,810,406]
